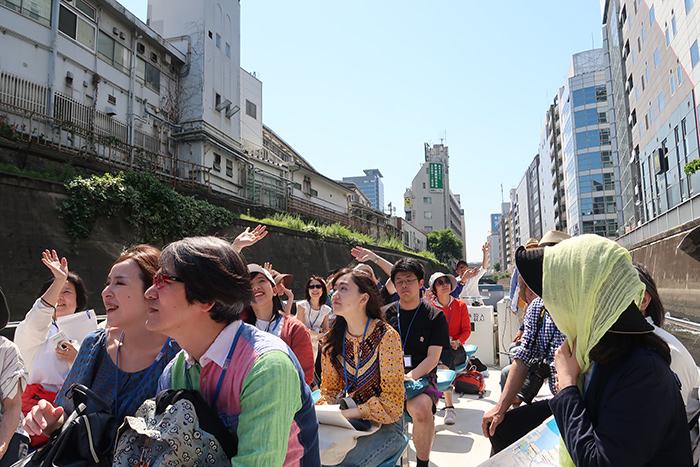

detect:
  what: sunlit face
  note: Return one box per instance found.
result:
[101,260,148,328]
[307,279,324,300]
[393,271,422,303]
[250,273,276,311]
[433,276,452,298]
[144,263,198,337]
[55,281,78,318]
[331,274,368,318]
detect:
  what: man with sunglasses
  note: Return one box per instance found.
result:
[382,258,449,467]
[144,236,320,467]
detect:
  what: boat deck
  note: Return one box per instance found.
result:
[401,365,552,466]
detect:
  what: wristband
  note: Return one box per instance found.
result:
[40,297,55,309]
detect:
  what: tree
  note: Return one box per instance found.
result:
[426,228,463,264]
[494,261,501,272]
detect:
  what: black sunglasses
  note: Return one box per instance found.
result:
[308,284,324,290]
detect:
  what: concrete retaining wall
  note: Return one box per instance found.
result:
[0,172,444,321]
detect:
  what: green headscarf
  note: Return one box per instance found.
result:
[541,234,645,467]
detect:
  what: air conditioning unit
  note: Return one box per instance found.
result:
[105,106,117,116]
[162,53,171,65]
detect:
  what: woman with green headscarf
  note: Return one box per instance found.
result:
[516,234,692,467]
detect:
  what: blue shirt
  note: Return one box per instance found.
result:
[513,298,565,394]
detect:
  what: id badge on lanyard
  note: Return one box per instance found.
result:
[404,354,413,369]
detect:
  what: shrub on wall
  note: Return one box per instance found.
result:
[59,171,234,245]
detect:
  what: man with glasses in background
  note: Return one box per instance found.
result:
[383,258,449,467]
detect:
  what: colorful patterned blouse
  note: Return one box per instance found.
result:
[318,319,405,424]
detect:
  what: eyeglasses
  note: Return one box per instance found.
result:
[153,273,184,289]
[435,278,450,286]
[395,278,418,288]
[308,284,324,290]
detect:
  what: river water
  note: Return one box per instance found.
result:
[667,318,700,364]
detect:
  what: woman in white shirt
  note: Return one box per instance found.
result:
[297,276,331,334]
[14,250,96,446]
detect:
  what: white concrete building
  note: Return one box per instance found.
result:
[403,142,466,259]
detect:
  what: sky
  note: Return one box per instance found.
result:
[120,1,605,261]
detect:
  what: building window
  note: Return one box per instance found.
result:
[693,41,700,68]
[215,33,221,49]
[678,66,683,85]
[423,197,432,204]
[58,2,96,49]
[572,85,607,107]
[2,0,51,26]
[650,5,655,23]
[97,30,129,72]
[654,48,660,68]
[213,154,221,172]
[245,100,257,119]
[658,92,665,111]
[686,0,693,14]
[645,66,650,84]
[672,16,677,35]
[135,57,160,92]
[310,189,318,197]
[666,28,670,47]
[225,43,230,58]
[424,211,433,219]
[425,226,433,233]
[226,159,233,177]
[642,26,645,43]
[671,75,676,94]
[215,93,221,108]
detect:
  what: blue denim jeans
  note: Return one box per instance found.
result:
[333,420,405,467]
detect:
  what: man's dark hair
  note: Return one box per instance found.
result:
[37,272,89,312]
[634,263,664,327]
[390,258,425,283]
[160,236,252,324]
[456,260,468,268]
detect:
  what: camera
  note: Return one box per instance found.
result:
[517,358,551,405]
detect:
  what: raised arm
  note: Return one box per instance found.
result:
[350,247,393,277]
[232,225,268,253]
[39,250,69,309]
[481,242,491,270]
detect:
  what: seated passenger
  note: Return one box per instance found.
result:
[145,236,320,466]
[428,272,471,425]
[23,246,180,438]
[317,268,405,467]
[382,258,450,467]
[0,288,29,467]
[15,249,95,446]
[517,235,692,466]
[296,276,332,334]
[635,262,700,462]
[243,264,315,386]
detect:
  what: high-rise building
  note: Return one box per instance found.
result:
[559,49,622,238]
[488,213,502,269]
[343,169,384,211]
[539,96,566,234]
[602,0,700,245]
[403,143,466,259]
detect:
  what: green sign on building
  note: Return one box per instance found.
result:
[429,162,444,192]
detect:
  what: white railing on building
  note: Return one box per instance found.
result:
[0,71,47,115]
[617,194,700,248]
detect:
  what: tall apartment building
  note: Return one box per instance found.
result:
[498,199,514,272]
[488,213,502,269]
[559,49,622,238]
[343,169,384,211]
[403,143,466,259]
[603,0,700,246]
[539,95,566,234]
[511,173,530,248]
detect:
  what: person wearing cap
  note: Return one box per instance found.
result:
[146,237,321,466]
[0,288,29,466]
[482,231,570,454]
[428,272,471,425]
[382,258,450,467]
[519,234,692,466]
[242,264,315,387]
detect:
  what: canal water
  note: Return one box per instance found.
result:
[667,318,700,364]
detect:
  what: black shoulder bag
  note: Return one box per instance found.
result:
[12,383,119,467]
